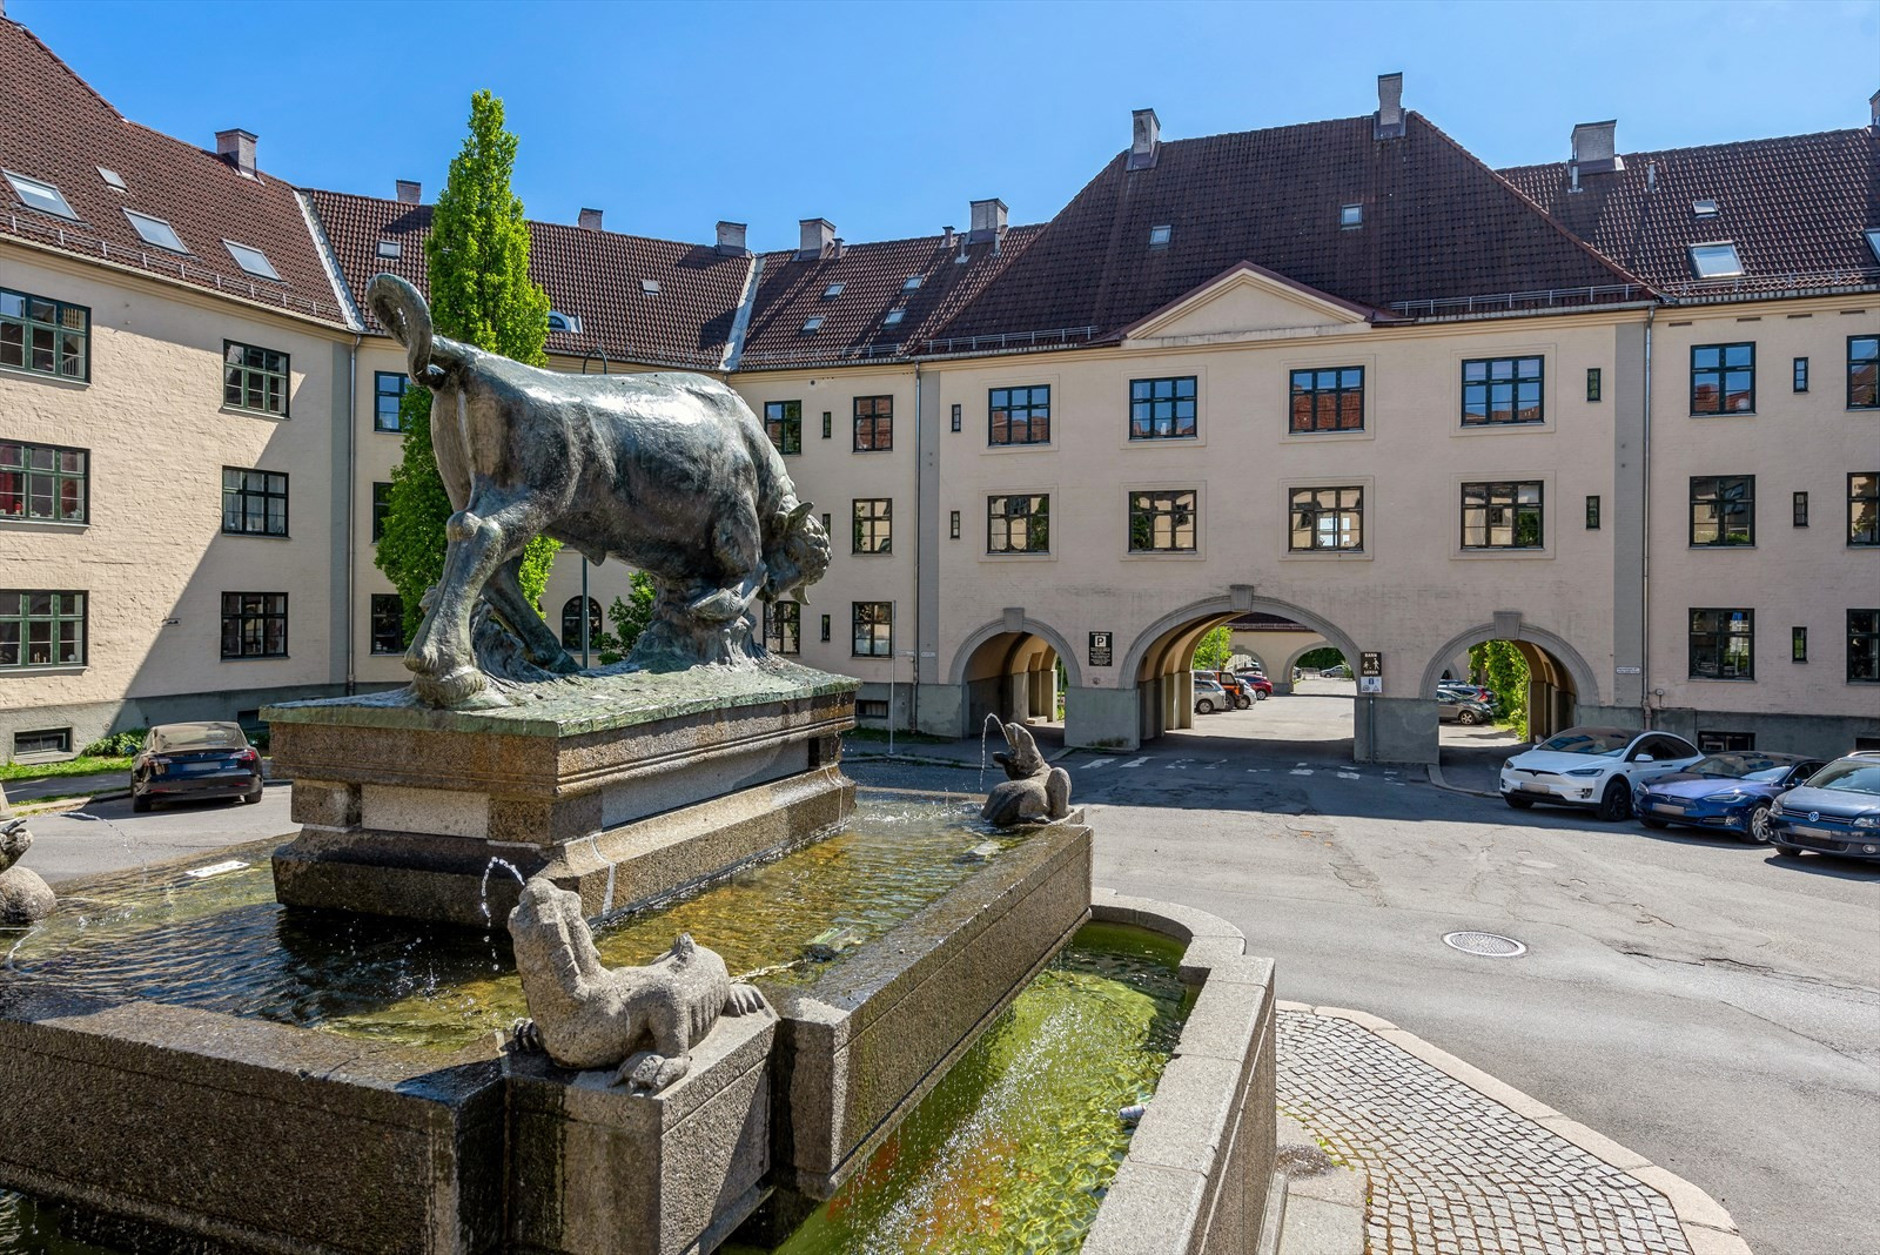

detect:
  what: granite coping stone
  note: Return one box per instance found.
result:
[1080,1159,1211,1255]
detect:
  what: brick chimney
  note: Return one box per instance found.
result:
[798,218,836,260]
[216,128,257,178]
[1569,120,1624,178]
[967,198,1007,245]
[1128,108,1160,170]
[395,180,421,205]
[578,207,603,231]
[715,221,749,257]
[1374,73,1405,140]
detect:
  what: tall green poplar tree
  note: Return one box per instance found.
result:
[377,90,557,638]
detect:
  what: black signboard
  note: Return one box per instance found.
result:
[1089,631,1113,668]
[1360,651,1382,677]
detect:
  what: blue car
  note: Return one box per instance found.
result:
[1767,754,1880,862]
[1633,752,1825,844]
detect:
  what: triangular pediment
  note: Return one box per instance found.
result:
[1121,262,1381,343]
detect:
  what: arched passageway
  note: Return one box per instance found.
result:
[958,631,1061,729]
[1423,622,1605,771]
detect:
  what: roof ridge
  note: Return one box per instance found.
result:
[1499,124,1876,175]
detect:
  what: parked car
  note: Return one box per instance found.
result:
[1499,727,1702,820]
[1437,692,1495,725]
[1766,756,1880,861]
[1632,752,1825,843]
[1234,671,1273,700]
[1319,664,1352,679]
[131,722,263,812]
[1438,682,1495,706]
[1202,671,1254,709]
[1193,677,1229,715]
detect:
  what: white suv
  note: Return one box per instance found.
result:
[1500,727,1701,821]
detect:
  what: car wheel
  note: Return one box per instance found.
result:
[1773,844,1806,860]
[1255,690,1267,701]
[1196,699,1214,714]
[243,786,264,805]
[1640,813,1668,829]
[1235,696,1252,710]
[1746,803,1773,844]
[131,791,152,814]
[1597,779,1632,822]
[1504,794,1534,810]
[1458,709,1480,726]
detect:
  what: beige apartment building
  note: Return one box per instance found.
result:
[2,16,1875,764]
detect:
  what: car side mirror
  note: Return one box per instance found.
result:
[1636,754,1655,763]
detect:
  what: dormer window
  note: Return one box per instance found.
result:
[4,171,77,220]
[802,316,824,333]
[547,311,582,334]
[223,240,280,281]
[124,209,188,254]
[96,167,127,192]
[640,279,660,295]
[376,240,402,259]
[902,276,923,291]
[823,282,845,298]
[1692,198,1719,218]
[883,308,906,326]
[1148,224,1173,248]
[1688,241,1744,279]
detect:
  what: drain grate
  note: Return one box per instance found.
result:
[1442,930,1528,958]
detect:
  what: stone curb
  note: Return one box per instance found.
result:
[1424,763,1500,800]
[1274,1000,1753,1255]
[13,777,291,818]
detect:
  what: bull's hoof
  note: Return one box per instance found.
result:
[409,665,496,709]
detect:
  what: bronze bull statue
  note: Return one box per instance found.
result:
[367,274,830,708]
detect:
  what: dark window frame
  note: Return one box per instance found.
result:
[219,592,288,660]
[1689,475,1755,547]
[1849,473,1879,547]
[1460,481,1544,550]
[0,589,87,669]
[373,371,408,432]
[1793,491,1809,528]
[852,601,892,657]
[763,600,801,656]
[1690,342,1755,416]
[1129,376,1198,441]
[949,509,961,540]
[1585,367,1602,402]
[222,340,290,417]
[1288,366,1365,434]
[1792,625,1808,663]
[852,396,893,452]
[1461,356,1544,426]
[1288,485,1364,552]
[820,613,831,643]
[1850,609,1880,683]
[1848,335,1878,410]
[12,727,72,757]
[0,439,88,524]
[1697,730,1756,753]
[369,594,405,655]
[1688,607,1754,681]
[1128,488,1198,553]
[371,481,393,543]
[852,498,892,554]
[221,467,289,537]
[987,493,1050,553]
[1585,495,1601,530]
[1792,357,1808,393]
[989,385,1051,446]
[0,286,90,382]
[764,400,802,455]
[559,597,602,651]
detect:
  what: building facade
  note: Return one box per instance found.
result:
[2,17,1875,763]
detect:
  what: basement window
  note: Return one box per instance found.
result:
[223,240,280,281]
[4,170,77,220]
[96,167,127,192]
[124,209,188,254]
[547,311,582,334]
[376,239,401,259]
[802,316,824,333]
[883,308,906,326]
[1339,203,1362,228]
[1692,199,1719,218]
[823,282,845,298]
[1688,241,1744,279]
[640,279,660,295]
[1148,224,1172,248]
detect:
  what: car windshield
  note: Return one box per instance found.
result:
[1534,729,1631,756]
[1803,761,1880,797]
[152,724,247,752]
[1689,754,1791,782]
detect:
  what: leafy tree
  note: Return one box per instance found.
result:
[595,572,658,665]
[1469,641,1531,738]
[1296,646,1346,671]
[376,90,558,638]
[1192,625,1234,671]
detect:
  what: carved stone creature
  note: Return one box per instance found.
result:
[507,876,766,1092]
[366,274,832,708]
[0,788,54,926]
[981,721,1072,828]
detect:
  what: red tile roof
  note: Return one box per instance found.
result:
[307,188,756,369]
[0,19,353,326]
[938,113,1645,341]
[1501,128,1880,298]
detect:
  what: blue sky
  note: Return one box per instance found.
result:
[15,0,1879,251]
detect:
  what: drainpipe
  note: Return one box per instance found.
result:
[345,334,360,695]
[910,362,922,736]
[1639,306,1654,728]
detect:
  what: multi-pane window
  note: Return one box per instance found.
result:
[1129,377,1197,440]
[1586,368,1602,402]
[1460,481,1544,549]
[0,288,89,381]
[1850,336,1879,409]
[560,597,602,650]
[0,590,86,668]
[1792,626,1808,662]
[1793,357,1809,393]
[852,498,891,553]
[1691,343,1755,414]
[853,396,893,451]
[1793,492,1809,528]
[221,592,288,659]
[1849,473,1878,546]
[1585,496,1601,529]
[989,386,1050,445]
[1289,486,1363,552]
[987,494,1050,553]
[1850,610,1880,683]
[224,342,289,416]
[374,372,407,431]
[370,594,405,655]
[763,600,800,656]
[820,614,831,643]
[0,441,87,523]
[764,400,802,455]
[1461,356,1543,426]
[1689,608,1753,680]
[852,601,892,657]
[221,468,288,536]
[1129,489,1197,552]
[371,482,392,543]
[1698,731,1755,753]
[1689,476,1754,546]
[1288,367,1364,433]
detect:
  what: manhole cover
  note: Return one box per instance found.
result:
[1442,930,1528,958]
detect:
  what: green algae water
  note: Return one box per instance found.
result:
[731,923,1191,1255]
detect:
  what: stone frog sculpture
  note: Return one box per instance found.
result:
[507,876,766,1092]
[981,721,1072,828]
[0,787,55,926]
[366,273,832,708]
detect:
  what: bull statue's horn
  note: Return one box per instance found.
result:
[366,273,435,384]
[786,501,814,528]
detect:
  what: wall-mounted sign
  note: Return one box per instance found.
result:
[1358,676,1382,694]
[1089,631,1113,668]
[1359,651,1382,677]
[1615,665,1641,675]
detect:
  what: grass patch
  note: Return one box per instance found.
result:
[0,755,132,782]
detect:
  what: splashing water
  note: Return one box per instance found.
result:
[978,712,1003,793]
[478,858,527,923]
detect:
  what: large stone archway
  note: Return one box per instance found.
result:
[1420,614,1612,747]
[918,613,1082,739]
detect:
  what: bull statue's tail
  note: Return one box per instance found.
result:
[366,273,435,384]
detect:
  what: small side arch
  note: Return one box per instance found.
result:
[1418,622,1604,708]
[948,617,1084,690]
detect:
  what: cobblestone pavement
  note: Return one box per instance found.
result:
[1276,1010,1692,1255]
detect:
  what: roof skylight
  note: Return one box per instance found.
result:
[823,282,845,298]
[223,240,280,280]
[883,308,906,326]
[640,279,660,295]
[1865,227,1880,264]
[96,167,127,192]
[802,316,824,333]
[547,311,582,334]
[124,209,187,253]
[4,170,77,220]
[376,239,402,259]
[1340,203,1362,228]
[1148,224,1172,248]
[902,276,922,291]
[1692,198,1719,218]
[1688,241,1743,279]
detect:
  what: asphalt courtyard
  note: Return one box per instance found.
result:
[852,683,1879,1255]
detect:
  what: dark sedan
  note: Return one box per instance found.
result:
[1767,756,1880,861]
[131,722,264,812]
[1632,752,1824,844]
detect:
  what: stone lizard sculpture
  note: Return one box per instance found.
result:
[507,876,765,1092]
[0,786,54,926]
[981,721,1072,828]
